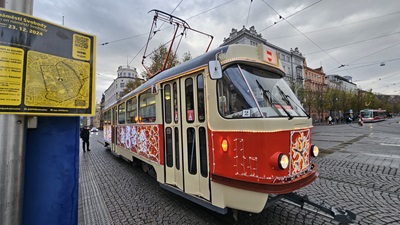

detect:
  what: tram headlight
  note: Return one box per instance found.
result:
[221,139,228,152]
[278,154,289,170]
[311,145,319,157]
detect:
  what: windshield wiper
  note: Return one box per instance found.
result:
[276,86,310,119]
[285,94,310,119]
[256,80,293,120]
[256,80,272,104]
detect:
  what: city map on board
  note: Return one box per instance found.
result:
[25,50,90,108]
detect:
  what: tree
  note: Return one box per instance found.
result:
[144,46,194,78]
[146,45,180,76]
[182,51,192,62]
[121,79,143,96]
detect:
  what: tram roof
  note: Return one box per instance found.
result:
[117,45,229,103]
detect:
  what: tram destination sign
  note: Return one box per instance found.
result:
[0,8,96,116]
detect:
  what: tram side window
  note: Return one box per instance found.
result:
[104,110,111,124]
[197,74,205,122]
[126,97,137,123]
[173,82,178,123]
[139,90,156,122]
[217,66,254,118]
[118,103,126,124]
[166,127,173,167]
[185,78,195,123]
[164,84,172,124]
[174,127,180,170]
[199,127,208,177]
[187,127,197,175]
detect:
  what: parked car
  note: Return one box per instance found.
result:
[90,127,98,132]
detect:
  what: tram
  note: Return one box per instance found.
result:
[103,44,320,214]
[360,109,387,123]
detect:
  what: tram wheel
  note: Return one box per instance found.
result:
[142,162,150,172]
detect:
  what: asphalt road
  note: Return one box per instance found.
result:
[79,119,400,225]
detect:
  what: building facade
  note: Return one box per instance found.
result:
[325,74,357,92]
[104,65,140,109]
[220,26,305,89]
[304,61,328,122]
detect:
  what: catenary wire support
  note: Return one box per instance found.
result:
[142,9,214,77]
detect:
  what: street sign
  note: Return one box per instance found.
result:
[0,8,96,116]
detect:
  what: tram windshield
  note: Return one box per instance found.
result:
[360,110,372,118]
[217,64,308,119]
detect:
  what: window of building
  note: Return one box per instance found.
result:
[120,83,125,88]
[139,89,156,122]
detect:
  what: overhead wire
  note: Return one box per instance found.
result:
[128,0,235,67]
[259,0,322,32]
[245,0,253,28]
[260,0,348,74]
[100,0,235,48]
[128,0,185,66]
[327,41,400,73]
[257,1,399,95]
[267,10,400,40]
[361,71,400,88]
[185,0,235,21]
[305,31,400,55]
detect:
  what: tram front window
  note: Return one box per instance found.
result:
[217,64,307,119]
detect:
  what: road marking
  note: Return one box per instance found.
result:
[363,153,400,159]
[380,143,400,147]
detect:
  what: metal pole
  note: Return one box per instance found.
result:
[0,1,33,225]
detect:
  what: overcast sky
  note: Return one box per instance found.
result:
[31,0,400,103]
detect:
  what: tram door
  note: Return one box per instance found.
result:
[163,74,210,201]
[163,81,184,190]
[111,106,118,153]
[181,74,209,200]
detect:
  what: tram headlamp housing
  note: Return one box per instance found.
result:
[311,145,319,157]
[278,153,289,170]
[270,152,289,170]
[221,139,228,152]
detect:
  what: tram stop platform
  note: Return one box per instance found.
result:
[78,135,113,225]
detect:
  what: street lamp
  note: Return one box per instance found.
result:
[335,97,338,120]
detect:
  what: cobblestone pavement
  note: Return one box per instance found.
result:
[79,119,400,225]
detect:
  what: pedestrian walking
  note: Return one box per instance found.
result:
[80,127,90,152]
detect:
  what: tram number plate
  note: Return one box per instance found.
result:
[243,109,251,117]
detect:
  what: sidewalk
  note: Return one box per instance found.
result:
[78,135,113,225]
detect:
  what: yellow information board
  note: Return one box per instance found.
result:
[0,8,96,116]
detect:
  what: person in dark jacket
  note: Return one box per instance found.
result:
[80,127,90,152]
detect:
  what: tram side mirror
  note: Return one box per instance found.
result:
[208,60,222,80]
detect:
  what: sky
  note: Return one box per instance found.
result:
[31,0,400,103]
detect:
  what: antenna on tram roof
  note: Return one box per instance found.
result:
[142,9,214,78]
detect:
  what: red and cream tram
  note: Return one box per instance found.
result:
[360,109,387,123]
[103,44,319,214]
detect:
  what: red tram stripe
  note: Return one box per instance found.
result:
[211,164,319,194]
